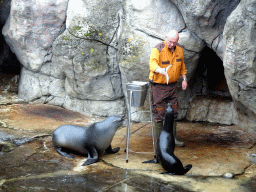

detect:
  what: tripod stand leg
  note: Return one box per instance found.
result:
[149,91,156,158]
[125,90,133,163]
[142,91,159,164]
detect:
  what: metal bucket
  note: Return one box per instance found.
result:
[126,81,149,107]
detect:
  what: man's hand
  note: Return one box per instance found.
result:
[182,80,187,90]
[155,68,167,76]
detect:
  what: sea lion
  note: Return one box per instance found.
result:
[143,103,192,175]
[157,103,192,175]
[52,116,123,166]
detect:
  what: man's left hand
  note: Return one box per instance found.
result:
[182,80,187,90]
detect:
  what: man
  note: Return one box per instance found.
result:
[149,30,187,146]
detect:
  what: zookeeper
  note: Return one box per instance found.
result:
[149,29,187,147]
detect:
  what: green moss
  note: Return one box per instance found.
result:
[62,36,70,41]
[119,37,148,67]
[84,27,100,38]
[88,59,104,72]
[73,26,82,31]
[90,48,94,53]
[84,29,95,37]
[93,65,104,72]
[85,32,92,37]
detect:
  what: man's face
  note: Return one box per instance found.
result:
[166,36,178,50]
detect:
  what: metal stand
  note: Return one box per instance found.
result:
[125,89,155,163]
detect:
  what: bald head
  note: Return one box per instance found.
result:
[165,30,179,51]
[165,30,179,41]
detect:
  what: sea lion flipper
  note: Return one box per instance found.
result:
[142,158,159,164]
[183,164,192,174]
[105,145,120,154]
[82,147,98,166]
[56,148,75,159]
[82,158,98,166]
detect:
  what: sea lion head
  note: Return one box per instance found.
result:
[166,103,174,114]
[100,116,124,131]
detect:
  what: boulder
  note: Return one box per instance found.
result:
[2,0,69,72]
[171,0,240,59]
[16,0,126,116]
[187,96,234,125]
[223,0,256,128]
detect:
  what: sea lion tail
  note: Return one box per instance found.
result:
[183,164,192,174]
[142,158,159,164]
[52,133,58,148]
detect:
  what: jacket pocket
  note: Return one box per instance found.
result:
[162,61,170,65]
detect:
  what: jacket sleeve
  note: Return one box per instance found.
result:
[180,49,187,75]
[149,48,160,73]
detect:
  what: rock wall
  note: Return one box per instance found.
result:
[223,0,256,127]
[2,0,125,117]
[1,0,256,128]
[171,0,240,59]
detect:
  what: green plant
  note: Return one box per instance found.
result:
[74,26,82,31]
[85,29,93,37]
[63,36,70,41]
[90,48,94,53]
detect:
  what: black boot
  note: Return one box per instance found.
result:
[173,120,184,147]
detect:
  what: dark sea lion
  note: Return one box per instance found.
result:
[157,103,192,175]
[52,116,123,166]
[143,104,192,175]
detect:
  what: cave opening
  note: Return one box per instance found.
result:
[191,46,231,99]
[0,24,22,93]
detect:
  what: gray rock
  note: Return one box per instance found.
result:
[18,68,66,104]
[2,0,255,127]
[53,0,124,102]
[223,0,256,128]
[2,0,69,72]
[14,0,126,116]
[128,0,185,37]
[63,95,125,117]
[246,153,256,163]
[187,96,234,125]
[171,0,240,58]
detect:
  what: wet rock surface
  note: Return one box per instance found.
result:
[0,93,256,191]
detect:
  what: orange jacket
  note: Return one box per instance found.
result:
[149,41,187,84]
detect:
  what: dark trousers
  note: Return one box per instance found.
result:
[151,82,178,121]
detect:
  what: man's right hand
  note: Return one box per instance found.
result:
[155,67,167,76]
